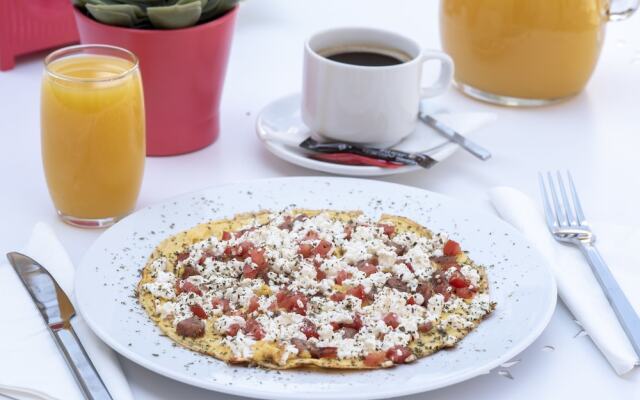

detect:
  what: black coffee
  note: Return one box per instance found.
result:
[325,51,405,67]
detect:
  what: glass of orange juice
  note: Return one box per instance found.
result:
[440,0,637,106]
[41,45,145,228]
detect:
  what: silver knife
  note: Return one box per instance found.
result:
[6,252,113,400]
[418,113,492,161]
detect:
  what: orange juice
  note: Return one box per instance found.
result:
[440,0,609,104]
[41,46,145,227]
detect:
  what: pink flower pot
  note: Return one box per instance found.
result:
[74,7,237,156]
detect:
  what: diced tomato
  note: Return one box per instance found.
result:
[363,351,387,367]
[305,230,319,240]
[221,231,232,241]
[244,318,265,340]
[227,323,241,336]
[298,243,314,258]
[343,314,363,331]
[383,312,400,329]
[177,281,203,296]
[315,240,332,257]
[249,248,267,267]
[277,291,309,315]
[357,262,378,276]
[314,263,327,280]
[190,304,207,319]
[448,271,469,289]
[211,298,231,313]
[313,259,326,280]
[300,318,319,339]
[378,223,396,237]
[247,296,260,313]
[418,321,433,333]
[346,284,366,300]
[237,241,254,258]
[335,270,352,285]
[317,347,338,359]
[386,345,413,364]
[197,250,215,265]
[330,292,346,302]
[223,246,233,258]
[330,322,341,331]
[276,290,289,304]
[242,263,259,279]
[290,293,309,316]
[443,240,462,256]
[406,296,416,305]
[455,287,476,299]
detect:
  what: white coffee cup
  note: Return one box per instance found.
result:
[302,27,454,146]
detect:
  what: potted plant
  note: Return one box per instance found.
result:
[72,0,239,156]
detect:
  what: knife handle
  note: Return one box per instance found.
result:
[51,325,113,400]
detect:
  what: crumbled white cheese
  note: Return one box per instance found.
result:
[143,270,176,299]
[427,294,445,316]
[223,332,256,359]
[148,211,493,361]
[214,315,246,334]
[460,265,480,287]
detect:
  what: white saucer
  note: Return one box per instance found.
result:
[256,93,496,176]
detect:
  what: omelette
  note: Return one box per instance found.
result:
[137,210,495,369]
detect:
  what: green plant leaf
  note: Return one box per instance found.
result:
[85,3,147,27]
[147,1,202,29]
[74,0,239,29]
[201,0,237,21]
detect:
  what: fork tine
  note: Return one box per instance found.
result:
[567,171,587,224]
[547,172,568,227]
[556,171,576,226]
[538,172,558,230]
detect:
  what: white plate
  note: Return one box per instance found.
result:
[75,177,556,400]
[256,93,496,176]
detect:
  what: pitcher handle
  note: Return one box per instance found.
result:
[608,0,639,21]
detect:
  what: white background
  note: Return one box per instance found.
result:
[1,0,639,398]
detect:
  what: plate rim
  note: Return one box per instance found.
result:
[75,176,557,400]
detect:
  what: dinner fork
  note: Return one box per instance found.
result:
[539,171,640,358]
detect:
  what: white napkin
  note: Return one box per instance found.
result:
[0,222,134,400]
[489,187,640,375]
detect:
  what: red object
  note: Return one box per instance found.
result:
[74,7,238,156]
[383,312,400,329]
[0,1,78,71]
[189,304,207,319]
[364,351,387,367]
[386,345,413,364]
[443,239,462,256]
[311,152,406,168]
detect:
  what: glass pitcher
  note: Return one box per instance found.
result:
[440,0,638,106]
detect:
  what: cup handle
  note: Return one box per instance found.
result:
[607,0,638,21]
[420,50,454,98]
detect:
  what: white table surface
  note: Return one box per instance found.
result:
[1,1,639,399]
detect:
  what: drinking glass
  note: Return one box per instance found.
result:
[41,44,145,228]
[440,0,638,106]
